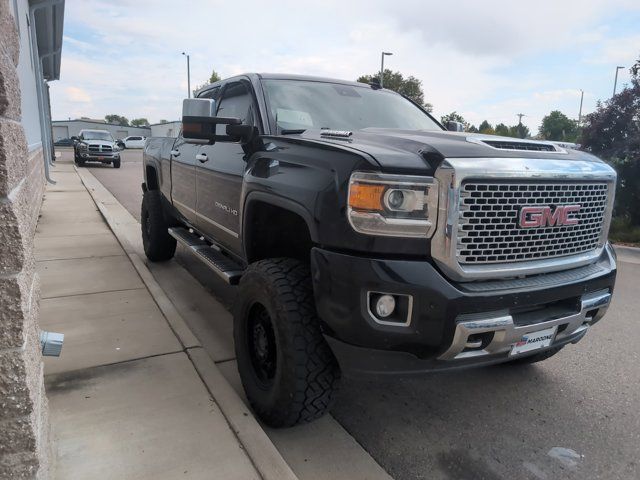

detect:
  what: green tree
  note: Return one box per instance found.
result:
[466,125,479,133]
[130,118,150,127]
[207,69,221,83]
[440,111,471,131]
[357,69,431,110]
[539,110,579,141]
[105,114,129,126]
[159,119,168,124]
[193,69,222,96]
[582,56,640,225]
[494,123,510,136]
[478,120,494,135]
[509,123,530,139]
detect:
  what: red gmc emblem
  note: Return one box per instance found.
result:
[518,205,581,228]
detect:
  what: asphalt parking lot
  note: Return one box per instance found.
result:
[64,148,640,480]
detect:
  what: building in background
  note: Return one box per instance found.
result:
[150,120,181,138]
[52,119,151,140]
[0,0,65,477]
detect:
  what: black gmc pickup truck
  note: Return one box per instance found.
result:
[142,73,617,427]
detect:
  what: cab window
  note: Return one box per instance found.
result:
[214,82,257,136]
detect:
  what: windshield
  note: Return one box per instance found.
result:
[262,79,441,133]
[82,131,113,141]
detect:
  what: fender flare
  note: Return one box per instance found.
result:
[242,191,319,243]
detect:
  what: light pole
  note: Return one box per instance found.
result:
[578,89,584,125]
[182,52,191,98]
[613,66,624,97]
[380,51,393,88]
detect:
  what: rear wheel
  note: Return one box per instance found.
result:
[234,258,340,427]
[141,190,176,261]
[504,345,564,365]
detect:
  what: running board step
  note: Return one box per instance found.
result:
[168,227,244,285]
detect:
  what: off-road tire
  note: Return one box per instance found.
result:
[113,159,121,168]
[234,258,340,428]
[505,345,564,365]
[141,190,176,262]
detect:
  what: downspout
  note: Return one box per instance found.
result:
[28,3,55,184]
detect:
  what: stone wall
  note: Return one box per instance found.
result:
[0,0,50,478]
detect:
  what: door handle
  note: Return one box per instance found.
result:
[170,149,180,157]
[196,153,209,163]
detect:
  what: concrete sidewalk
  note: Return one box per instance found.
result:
[35,159,292,479]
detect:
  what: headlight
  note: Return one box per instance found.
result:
[347,172,438,238]
[77,143,88,150]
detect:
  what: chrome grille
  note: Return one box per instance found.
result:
[88,145,113,152]
[457,181,609,264]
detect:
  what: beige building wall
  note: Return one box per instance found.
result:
[0,0,50,477]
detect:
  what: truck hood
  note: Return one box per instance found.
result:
[295,129,604,174]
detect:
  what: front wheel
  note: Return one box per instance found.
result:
[141,190,176,261]
[113,159,121,168]
[234,258,340,427]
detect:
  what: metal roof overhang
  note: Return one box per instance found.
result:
[30,0,65,81]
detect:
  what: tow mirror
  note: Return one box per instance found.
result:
[182,98,241,144]
[446,121,465,132]
[226,124,258,143]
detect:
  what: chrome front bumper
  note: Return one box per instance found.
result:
[439,289,612,361]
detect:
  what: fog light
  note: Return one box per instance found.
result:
[374,294,396,318]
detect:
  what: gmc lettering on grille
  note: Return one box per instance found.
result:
[518,205,581,228]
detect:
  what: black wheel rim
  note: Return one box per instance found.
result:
[247,303,277,387]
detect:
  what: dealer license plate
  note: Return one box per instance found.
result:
[510,326,557,356]
[97,156,105,160]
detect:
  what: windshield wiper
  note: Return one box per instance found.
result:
[280,128,306,135]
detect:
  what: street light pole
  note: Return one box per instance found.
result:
[578,89,584,125]
[613,66,624,97]
[380,51,393,88]
[182,52,191,98]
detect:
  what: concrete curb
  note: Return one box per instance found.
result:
[75,166,299,480]
[188,349,298,480]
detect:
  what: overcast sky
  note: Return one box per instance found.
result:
[50,0,640,132]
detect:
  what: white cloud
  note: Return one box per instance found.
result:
[65,86,91,103]
[51,0,640,132]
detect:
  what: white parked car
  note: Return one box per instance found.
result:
[121,136,146,149]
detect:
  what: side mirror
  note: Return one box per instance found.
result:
[71,136,79,144]
[446,121,465,132]
[226,124,258,143]
[182,98,241,144]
